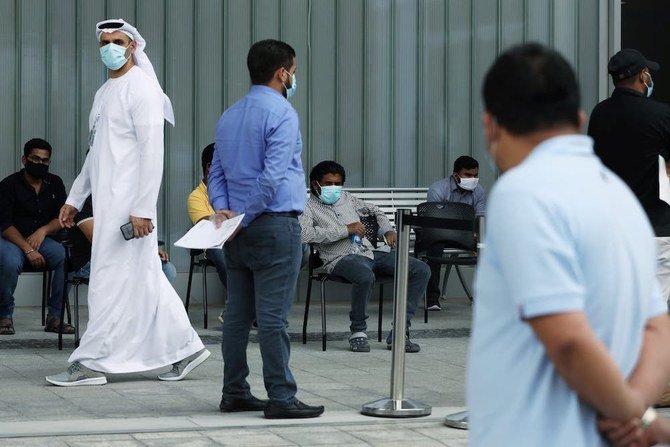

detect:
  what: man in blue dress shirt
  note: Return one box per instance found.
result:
[208,39,324,419]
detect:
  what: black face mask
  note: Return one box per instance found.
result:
[25,161,49,179]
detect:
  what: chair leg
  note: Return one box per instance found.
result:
[42,271,48,326]
[185,256,195,311]
[455,265,473,302]
[202,264,208,329]
[320,280,327,352]
[378,284,383,342]
[424,291,428,324]
[74,284,80,348]
[302,277,314,344]
[58,290,67,351]
[440,264,453,300]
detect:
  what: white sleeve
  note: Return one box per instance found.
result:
[65,154,92,211]
[129,84,165,219]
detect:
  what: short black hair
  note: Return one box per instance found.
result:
[309,161,346,194]
[453,156,479,173]
[201,143,215,172]
[24,138,52,158]
[482,43,580,135]
[247,39,296,85]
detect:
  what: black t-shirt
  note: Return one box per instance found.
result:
[68,196,93,272]
[0,170,67,237]
[588,88,670,236]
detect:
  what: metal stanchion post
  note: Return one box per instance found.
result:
[361,209,431,418]
[444,216,484,430]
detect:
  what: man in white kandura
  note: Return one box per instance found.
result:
[46,19,209,387]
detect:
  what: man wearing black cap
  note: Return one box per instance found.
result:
[588,49,670,304]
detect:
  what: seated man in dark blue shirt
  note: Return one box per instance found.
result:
[0,138,72,335]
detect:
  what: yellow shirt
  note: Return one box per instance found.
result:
[187,181,215,225]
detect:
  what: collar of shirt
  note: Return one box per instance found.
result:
[249,84,287,100]
[527,134,594,162]
[612,87,645,99]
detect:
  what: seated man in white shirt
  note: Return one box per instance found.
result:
[299,161,430,353]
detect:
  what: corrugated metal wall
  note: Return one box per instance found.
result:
[0,0,610,271]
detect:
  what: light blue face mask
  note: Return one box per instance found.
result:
[284,70,297,98]
[644,71,655,98]
[100,43,131,71]
[318,184,341,205]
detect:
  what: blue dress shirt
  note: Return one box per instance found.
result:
[208,85,306,226]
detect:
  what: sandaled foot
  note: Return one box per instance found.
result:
[44,316,75,334]
[348,332,370,352]
[0,318,15,335]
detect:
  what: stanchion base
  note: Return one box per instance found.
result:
[361,398,432,418]
[443,410,468,429]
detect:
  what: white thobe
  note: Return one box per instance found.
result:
[65,66,204,373]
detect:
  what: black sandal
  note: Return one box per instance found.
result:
[0,318,15,335]
[44,316,75,335]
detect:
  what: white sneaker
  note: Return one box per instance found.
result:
[157,348,211,381]
[45,362,107,387]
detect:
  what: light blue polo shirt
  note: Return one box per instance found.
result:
[467,135,667,447]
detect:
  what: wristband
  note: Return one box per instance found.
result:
[641,407,658,430]
[24,249,36,256]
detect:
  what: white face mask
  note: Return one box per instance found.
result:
[458,177,479,191]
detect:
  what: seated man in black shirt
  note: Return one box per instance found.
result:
[68,196,177,284]
[0,138,73,335]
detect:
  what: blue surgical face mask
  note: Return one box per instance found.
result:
[318,184,341,205]
[644,71,655,98]
[100,43,131,71]
[284,70,297,98]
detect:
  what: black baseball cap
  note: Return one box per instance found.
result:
[608,49,660,80]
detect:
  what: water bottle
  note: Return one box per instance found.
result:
[350,234,363,254]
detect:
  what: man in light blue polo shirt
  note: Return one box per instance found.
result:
[468,43,670,446]
[208,39,323,419]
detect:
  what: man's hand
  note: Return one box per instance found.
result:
[158,249,169,262]
[385,231,397,248]
[347,222,365,238]
[26,228,47,251]
[211,210,237,229]
[59,204,78,228]
[598,416,656,447]
[129,216,154,239]
[26,251,46,269]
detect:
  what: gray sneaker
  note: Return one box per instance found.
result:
[157,348,211,381]
[45,362,107,387]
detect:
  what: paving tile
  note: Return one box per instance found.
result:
[206,432,295,446]
[269,427,364,445]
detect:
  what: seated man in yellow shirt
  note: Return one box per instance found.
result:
[187,144,228,321]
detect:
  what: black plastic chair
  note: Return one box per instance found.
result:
[20,265,52,326]
[57,237,82,350]
[185,249,216,329]
[414,201,477,322]
[302,214,393,351]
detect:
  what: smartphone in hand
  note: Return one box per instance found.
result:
[120,221,134,240]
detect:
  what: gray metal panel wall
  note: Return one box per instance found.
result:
[0,0,605,270]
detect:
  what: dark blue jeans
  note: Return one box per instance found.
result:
[331,251,430,333]
[222,215,301,406]
[0,236,65,319]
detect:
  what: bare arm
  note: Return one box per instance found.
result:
[627,314,670,405]
[1,226,32,253]
[530,311,645,421]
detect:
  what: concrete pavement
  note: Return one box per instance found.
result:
[0,295,472,446]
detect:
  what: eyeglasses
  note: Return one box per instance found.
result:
[27,155,50,166]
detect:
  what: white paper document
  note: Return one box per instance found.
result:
[174,214,244,250]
